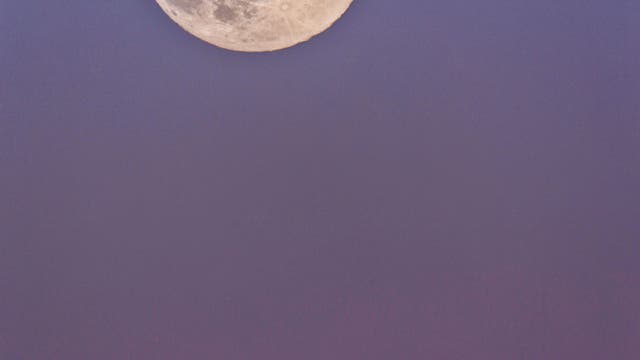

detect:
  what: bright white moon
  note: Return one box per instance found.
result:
[156,0,354,52]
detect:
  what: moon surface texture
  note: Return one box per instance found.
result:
[156,0,354,52]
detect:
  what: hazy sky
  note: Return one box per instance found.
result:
[1,0,639,358]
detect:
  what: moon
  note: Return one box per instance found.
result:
[156,0,354,52]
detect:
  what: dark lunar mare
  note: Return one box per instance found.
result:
[166,0,259,24]
[166,0,203,14]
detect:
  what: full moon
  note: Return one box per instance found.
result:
[156,0,354,52]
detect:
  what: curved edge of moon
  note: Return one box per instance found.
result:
[155,0,355,52]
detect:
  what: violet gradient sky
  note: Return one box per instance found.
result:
[1,0,640,359]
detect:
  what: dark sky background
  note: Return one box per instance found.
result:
[1,0,640,358]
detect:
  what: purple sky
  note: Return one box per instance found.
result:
[1,0,639,358]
